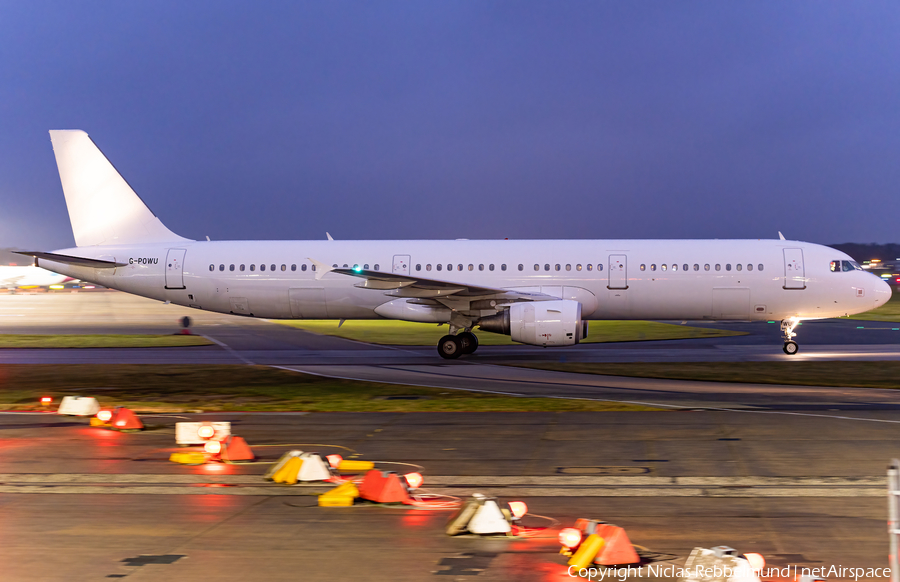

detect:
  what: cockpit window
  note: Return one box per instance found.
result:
[832,260,864,272]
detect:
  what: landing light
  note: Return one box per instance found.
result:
[326,454,342,469]
[559,527,582,549]
[508,501,528,519]
[204,440,222,454]
[196,425,215,439]
[404,472,423,489]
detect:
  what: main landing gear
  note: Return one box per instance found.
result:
[781,318,800,355]
[437,330,479,360]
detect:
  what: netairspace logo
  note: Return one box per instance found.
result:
[568,564,892,581]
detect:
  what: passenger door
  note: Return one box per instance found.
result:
[783,248,806,290]
[608,254,628,289]
[165,248,186,289]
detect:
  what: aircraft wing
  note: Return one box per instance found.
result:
[308,259,554,301]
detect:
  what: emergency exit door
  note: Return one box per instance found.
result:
[783,248,806,290]
[392,255,410,276]
[165,248,186,289]
[608,254,628,289]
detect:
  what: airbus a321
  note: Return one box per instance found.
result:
[18,130,892,358]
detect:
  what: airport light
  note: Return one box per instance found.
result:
[404,472,423,489]
[40,396,52,406]
[196,425,215,439]
[204,440,222,454]
[508,501,528,519]
[559,527,582,549]
[326,454,342,469]
[743,552,765,572]
[97,410,112,422]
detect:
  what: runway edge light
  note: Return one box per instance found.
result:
[559,520,640,566]
[358,470,412,504]
[108,407,144,431]
[220,435,255,462]
[264,450,302,480]
[445,494,512,535]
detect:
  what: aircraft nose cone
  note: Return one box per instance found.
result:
[874,277,892,307]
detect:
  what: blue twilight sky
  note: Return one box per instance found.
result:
[1,1,899,250]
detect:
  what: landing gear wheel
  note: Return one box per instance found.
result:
[438,334,462,359]
[783,341,799,355]
[457,332,478,354]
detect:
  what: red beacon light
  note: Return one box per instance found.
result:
[404,472,423,490]
[40,396,53,405]
[559,527,583,549]
[96,410,112,422]
[196,425,215,439]
[204,440,222,454]
[326,454,342,469]
[508,501,528,519]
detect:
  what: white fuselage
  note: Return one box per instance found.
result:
[34,239,891,322]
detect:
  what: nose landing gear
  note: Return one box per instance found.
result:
[437,330,479,359]
[781,319,800,355]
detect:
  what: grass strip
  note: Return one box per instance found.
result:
[0,334,212,348]
[849,292,900,322]
[507,361,900,390]
[277,319,745,345]
[0,364,656,412]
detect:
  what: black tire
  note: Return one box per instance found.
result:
[783,341,799,355]
[438,334,462,359]
[458,332,479,354]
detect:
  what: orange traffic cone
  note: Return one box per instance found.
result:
[220,436,255,461]
[358,470,411,504]
[109,407,144,431]
[593,524,639,566]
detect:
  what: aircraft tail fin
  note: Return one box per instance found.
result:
[48,130,191,247]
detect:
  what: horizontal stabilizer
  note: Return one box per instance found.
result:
[15,251,124,268]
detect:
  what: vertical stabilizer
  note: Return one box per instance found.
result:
[49,130,191,247]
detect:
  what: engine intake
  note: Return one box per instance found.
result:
[477,300,585,347]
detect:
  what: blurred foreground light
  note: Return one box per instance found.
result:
[49,285,64,289]
[559,527,582,549]
[97,410,112,422]
[204,440,221,454]
[404,472,423,489]
[40,396,52,405]
[743,552,765,572]
[326,454,342,469]
[196,425,215,439]
[508,501,528,519]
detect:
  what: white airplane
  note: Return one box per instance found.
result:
[0,265,70,289]
[18,130,892,358]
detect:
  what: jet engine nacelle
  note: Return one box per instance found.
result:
[477,299,585,347]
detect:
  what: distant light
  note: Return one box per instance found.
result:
[559,527,582,549]
[881,274,891,278]
[49,285,64,289]
[84,286,95,289]
[404,472,423,489]
[744,553,765,572]
[204,440,222,454]
[97,410,112,422]
[197,425,215,439]
[40,396,52,404]
[326,454,342,469]
[508,501,528,519]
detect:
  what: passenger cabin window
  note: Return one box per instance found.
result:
[301,264,307,271]
[415,264,421,271]
[290,264,296,271]
[240,264,246,271]
[555,264,560,271]
[587,264,593,271]
[597,264,604,271]
[458,264,463,271]
[260,264,266,271]
[683,264,688,271]
[489,264,495,271]
[426,264,432,271]
[693,264,699,271]
[468,264,473,271]
[576,264,582,271]
[479,264,484,271]
[640,264,646,271]
[230,264,235,271]
[447,264,452,271]
[208,264,214,271]
[650,264,656,271]
[501,264,507,271]
[364,264,369,270]
[250,264,256,271]
[747,264,752,271]
[281,264,287,271]
[437,264,443,271]
[736,264,742,271]
[271,264,276,271]
[662,264,667,271]
[374,264,379,270]
[704,264,709,271]
[758,264,763,271]
[715,264,721,271]
[518,264,524,271]
[671,264,677,271]
[726,264,731,271]
[566,264,571,271]
[544,264,550,271]
[534,264,539,271]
